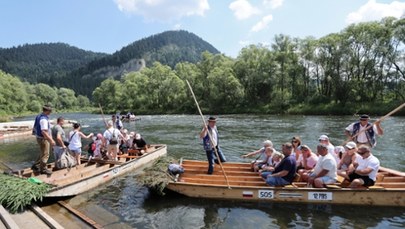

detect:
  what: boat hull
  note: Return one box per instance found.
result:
[167,183,405,206]
[16,144,167,197]
[166,160,405,207]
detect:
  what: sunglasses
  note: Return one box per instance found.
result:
[357,151,368,155]
[292,140,298,143]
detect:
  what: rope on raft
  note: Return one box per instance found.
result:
[137,156,178,196]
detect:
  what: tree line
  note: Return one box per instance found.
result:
[0,70,90,118]
[93,17,405,115]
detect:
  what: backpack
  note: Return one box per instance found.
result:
[168,163,184,176]
[56,149,77,169]
[109,129,118,145]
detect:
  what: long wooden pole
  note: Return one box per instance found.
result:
[343,102,405,146]
[185,80,231,189]
[98,103,108,128]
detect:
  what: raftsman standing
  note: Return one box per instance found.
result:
[32,105,55,175]
[345,114,383,148]
[199,117,226,175]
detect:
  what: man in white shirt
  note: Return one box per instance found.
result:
[103,120,123,161]
[307,144,337,188]
[345,114,383,148]
[347,145,380,188]
[318,134,339,164]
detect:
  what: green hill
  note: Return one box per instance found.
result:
[0,43,107,85]
[0,30,220,97]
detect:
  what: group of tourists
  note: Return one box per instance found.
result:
[32,105,147,174]
[200,114,383,188]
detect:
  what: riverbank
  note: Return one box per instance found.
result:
[2,101,404,118]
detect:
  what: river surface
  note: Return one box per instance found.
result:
[1,113,404,228]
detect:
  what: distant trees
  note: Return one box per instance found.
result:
[0,71,90,116]
[93,17,405,115]
[1,18,405,115]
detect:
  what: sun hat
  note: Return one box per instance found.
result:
[318,135,329,141]
[300,145,310,150]
[345,141,357,150]
[208,117,217,122]
[360,114,370,120]
[97,133,103,139]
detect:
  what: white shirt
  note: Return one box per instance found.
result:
[103,128,122,144]
[326,143,339,164]
[313,153,337,180]
[346,123,378,143]
[39,118,51,135]
[356,154,380,181]
[68,131,82,151]
[210,126,218,147]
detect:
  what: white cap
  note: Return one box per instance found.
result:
[319,135,329,141]
[345,141,357,150]
[135,133,141,140]
[107,120,113,127]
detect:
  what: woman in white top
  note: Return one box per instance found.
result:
[68,123,93,165]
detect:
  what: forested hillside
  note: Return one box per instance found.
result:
[93,18,405,115]
[69,30,220,96]
[0,43,107,85]
[0,30,220,97]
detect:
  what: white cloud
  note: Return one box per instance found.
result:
[263,0,284,9]
[174,23,181,30]
[239,40,251,46]
[229,0,260,20]
[346,0,405,24]
[114,0,209,21]
[251,14,273,32]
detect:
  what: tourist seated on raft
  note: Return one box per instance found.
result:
[254,146,274,172]
[261,143,296,187]
[337,141,360,180]
[119,129,131,154]
[346,145,380,188]
[259,150,284,173]
[291,136,302,161]
[133,133,147,151]
[297,145,319,177]
[319,134,339,164]
[306,144,338,188]
[241,140,273,171]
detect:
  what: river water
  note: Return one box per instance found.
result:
[1,113,404,228]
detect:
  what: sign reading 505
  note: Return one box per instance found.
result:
[258,190,274,199]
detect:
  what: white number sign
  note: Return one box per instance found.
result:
[258,190,274,199]
[308,192,333,201]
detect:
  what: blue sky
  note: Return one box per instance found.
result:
[1,0,405,57]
